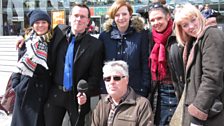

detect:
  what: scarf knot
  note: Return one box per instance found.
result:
[150,20,173,81]
[14,30,52,77]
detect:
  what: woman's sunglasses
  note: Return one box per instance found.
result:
[149,2,164,10]
[103,76,125,82]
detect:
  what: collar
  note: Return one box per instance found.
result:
[66,28,88,42]
[106,87,130,105]
[110,21,134,39]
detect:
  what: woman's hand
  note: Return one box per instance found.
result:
[16,36,25,50]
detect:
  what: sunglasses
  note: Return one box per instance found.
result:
[103,76,125,82]
[149,2,164,10]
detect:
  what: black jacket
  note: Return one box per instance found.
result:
[49,24,104,113]
[11,42,51,126]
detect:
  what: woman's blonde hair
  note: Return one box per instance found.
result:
[174,3,206,46]
[107,0,133,19]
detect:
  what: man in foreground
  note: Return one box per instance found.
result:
[91,60,153,126]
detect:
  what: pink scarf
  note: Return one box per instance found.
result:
[150,20,173,81]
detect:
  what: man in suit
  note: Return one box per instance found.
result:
[44,4,104,126]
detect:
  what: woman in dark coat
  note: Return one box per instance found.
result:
[11,10,52,126]
[99,0,150,97]
[174,3,224,126]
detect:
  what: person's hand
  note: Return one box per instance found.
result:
[77,92,87,105]
[188,104,208,121]
[16,36,25,50]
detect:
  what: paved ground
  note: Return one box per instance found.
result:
[0,83,99,126]
[0,110,12,126]
[0,75,9,96]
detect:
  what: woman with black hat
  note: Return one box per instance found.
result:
[11,9,52,126]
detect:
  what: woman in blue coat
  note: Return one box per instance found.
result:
[99,0,150,97]
[11,10,52,126]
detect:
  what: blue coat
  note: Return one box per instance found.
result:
[99,17,150,97]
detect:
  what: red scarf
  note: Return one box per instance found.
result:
[149,20,173,81]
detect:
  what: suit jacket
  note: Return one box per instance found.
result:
[49,24,104,112]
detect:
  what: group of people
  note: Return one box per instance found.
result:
[11,0,224,126]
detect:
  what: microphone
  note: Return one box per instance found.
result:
[77,79,88,113]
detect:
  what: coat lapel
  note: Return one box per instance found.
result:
[52,25,68,62]
[74,36,91,63]
[186,42,198,76]
[74,45,85,63]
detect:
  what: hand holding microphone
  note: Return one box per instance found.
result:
[76,79,88,113]
[77,92,86,105]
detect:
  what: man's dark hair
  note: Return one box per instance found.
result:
[70,3,91,18]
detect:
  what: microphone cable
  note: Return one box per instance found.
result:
[74,106,81,126]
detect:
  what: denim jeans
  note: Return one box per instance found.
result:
[155,84,178,126]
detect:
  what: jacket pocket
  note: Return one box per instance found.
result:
[117,114,137,126]
[117,114,136,121]
[14,75,29,96]
[209,99,223,118]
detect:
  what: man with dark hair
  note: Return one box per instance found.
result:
[43,4,104,126]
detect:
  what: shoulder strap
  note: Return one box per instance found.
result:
[169,43,185,97]
[170,43,184,80]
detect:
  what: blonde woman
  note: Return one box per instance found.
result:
[174,3,224,126]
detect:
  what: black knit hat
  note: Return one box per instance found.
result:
[27,9,51,26]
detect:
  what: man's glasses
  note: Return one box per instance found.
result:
[103,76,125,82]
[74,14,87,19]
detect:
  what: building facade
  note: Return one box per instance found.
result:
[0,0,224,36]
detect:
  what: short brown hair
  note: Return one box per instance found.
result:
[107,0,133,19]
[71,3,91,18]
